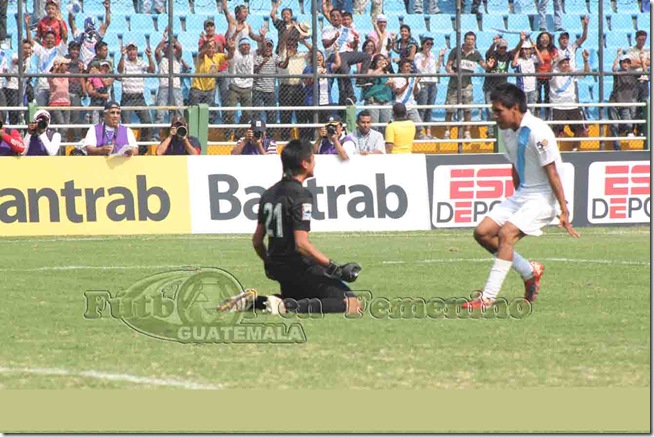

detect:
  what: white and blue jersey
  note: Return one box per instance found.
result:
[500,110,562,196]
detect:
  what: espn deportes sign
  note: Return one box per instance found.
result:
[587,161,650,224]
[189,155,431,233]
[431,163,575,228]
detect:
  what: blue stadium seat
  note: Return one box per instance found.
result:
[83,0,109,15]
[427,15,453,33]
[247,15,267,33]
[383,0,405,13]
[506,14,531,32]
[430,33,447,50]
[185,14,212,34]
[458,14,480,32]
[173,0,192,15]
[353,15,373,34]
[113,80,122,106]
[155,14,183,33]
[602,76,614,101]
[474,31,495,50]
[560,14,584,32]
[602,49,620,71]
[564,0,589,13]
[482,15,506,32]
[583,31,604,48]
[512,0,537,14]
[128,14,156,33]
[486,0,509,14]
[108,13,130,31]
[177,32,197,51]
[604,31,630,48]
[400,15,427,34]
[588,0,614,14]
[615,0,641,13]
[609,13,636,31]
[102,31,121,50]
[635,13,651,30]
[122,32,147,49]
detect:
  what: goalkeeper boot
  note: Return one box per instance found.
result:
[217,289,258,312]
[524,261,544,302]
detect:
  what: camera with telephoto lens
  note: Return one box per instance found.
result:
[326,125,337,136]
[253,130,263,139]
[37,117,48,130]
[176,125,187,138]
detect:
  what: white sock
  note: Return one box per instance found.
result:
[482,258,513,300]
[512,251,534,280]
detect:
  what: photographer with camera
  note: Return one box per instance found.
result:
[313,115,356,161]
[22,109,62,156]
[156,115,201,155]
[83,101,138,156]
[230,119,278,155]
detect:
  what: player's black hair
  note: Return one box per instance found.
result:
[357,110,372,121]
[282,139,313,177]
[489,83,528,113]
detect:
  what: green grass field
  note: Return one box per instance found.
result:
[0,227,650,390]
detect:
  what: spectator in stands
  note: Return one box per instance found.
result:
[483,36,514,136]
[22,109,61,155]
[223,0,262,45]
[118,41,156,148]
[154,32,188,137]
[303,50,340,129]
[231,119,278,155]
[537,0,563,31]
[253,35,283,126]
[322,8,372,106]
[391,24,418,71]
[415,36,444,139]
[156,115,201,155]
[88,40,112,71]
[512,33,543,106]
[557,16,588,70]
[314,114,355,160]
[350,109,385,154]
[609,52,640,150]
[354,0,382,16]
[412,0,441,14]
[270,0,298,55]
[362,53,393,134]
[627,30,650,134]
[83,101,138,156]
[0,45,9,123]
[0,124,26,156]
[87,60,112,124]
[189,39,230,124]
[224,36,255,140]
[368,14,393,57]
[69,2,110,68]
[549,52,590,150]
[26,14,67,107]
[66,40,85,142]
[385,102,415,154]
[5,40,33,125]
[36,0,68,46]
[198,18,229,119]
[141,0,165,14]
[278,39,309,139]
[389,58,423,138]
[535,31,558,120]
[47,56,70,139]
[443,31,486,140]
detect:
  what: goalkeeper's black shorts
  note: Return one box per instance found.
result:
[265,261,355,301]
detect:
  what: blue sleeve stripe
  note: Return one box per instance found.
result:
[516,126,531,189]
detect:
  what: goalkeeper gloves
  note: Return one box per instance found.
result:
[326,260,361,283]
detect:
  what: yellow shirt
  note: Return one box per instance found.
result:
[191,53,227,91]
[385,119,415,154]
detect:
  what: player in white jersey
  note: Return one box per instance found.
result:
[464,83,580,310]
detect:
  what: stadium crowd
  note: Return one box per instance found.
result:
[0,0,649,155]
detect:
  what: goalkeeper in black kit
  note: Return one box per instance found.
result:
[218,139,362,315]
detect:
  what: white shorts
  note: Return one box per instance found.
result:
[486,192,558,236]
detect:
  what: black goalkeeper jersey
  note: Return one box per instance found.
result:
[258,176,313,264]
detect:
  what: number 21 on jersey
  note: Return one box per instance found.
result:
[262,202,283,238]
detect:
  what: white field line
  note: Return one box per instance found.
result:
[0,228,649,243]
[382,257,650,266]
[0,366,222,389]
